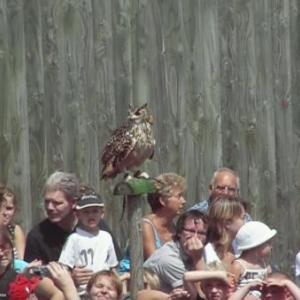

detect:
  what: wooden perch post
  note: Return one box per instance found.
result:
[114,178,156,299]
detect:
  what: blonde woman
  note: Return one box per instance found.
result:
[205,196,246,271]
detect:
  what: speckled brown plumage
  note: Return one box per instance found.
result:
[101,103,155,180]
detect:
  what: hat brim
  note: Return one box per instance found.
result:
[76,204,104,210]
[237,229,277,251]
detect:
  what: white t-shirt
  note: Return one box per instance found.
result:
[59,227,118,294]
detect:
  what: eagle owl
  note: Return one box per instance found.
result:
[101,103,155,180]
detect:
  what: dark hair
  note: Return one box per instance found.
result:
[0,228,14,270]
[173,210,208,241]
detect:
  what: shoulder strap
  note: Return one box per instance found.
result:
[141,218,162,248]
[234,259,247,271]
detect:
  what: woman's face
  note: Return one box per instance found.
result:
[163,187,186,217]
[89,275,119,300]
[3,195,15,225]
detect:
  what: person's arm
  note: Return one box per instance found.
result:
[46,262,80,300]
[228,282,262,300]
[231,260,243,282]
[34,277,65,300]
[182,236,206,299]
[267,279,300,300]
[14,224,26,259]
[141,220,158,260]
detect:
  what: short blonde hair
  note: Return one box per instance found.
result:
[147,173,186,212]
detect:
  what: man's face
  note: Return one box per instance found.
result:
[44,190,76,224]
[179,216,207,246]
[201,279,229,300]
[209,171,238,200]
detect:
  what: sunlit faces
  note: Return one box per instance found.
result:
[201,279,230,300]
[76,207,104,233]
[163,187,186,216]
[210,171,238,199]
[89,275,119,300]
[44,190,76,224]
[179,216,207,244]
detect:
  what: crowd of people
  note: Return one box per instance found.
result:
[0,168,299,300]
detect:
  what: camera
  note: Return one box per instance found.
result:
[28,265,50,277]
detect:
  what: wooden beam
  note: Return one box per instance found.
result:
[114,178,156,297]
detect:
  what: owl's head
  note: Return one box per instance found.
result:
[127,103,154,125]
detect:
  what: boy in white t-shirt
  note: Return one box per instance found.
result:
[59,192,118,296]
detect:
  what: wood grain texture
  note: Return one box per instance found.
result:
[1,0,300,273]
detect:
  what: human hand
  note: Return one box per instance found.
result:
[46,262,73,289]
[71,265,94,286]
[168,288,190,299]
[183,237,204,261]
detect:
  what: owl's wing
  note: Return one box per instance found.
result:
[101,126,136,178]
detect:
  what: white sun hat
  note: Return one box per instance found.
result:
[236,221,277,252]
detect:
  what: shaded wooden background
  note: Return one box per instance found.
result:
[1,0,300,273]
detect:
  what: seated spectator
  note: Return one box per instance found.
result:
[228,271,300,300]
[143,210,208,299]
[205,196,246,271]
[232,221,277,297]
[86,269,123,300]
[24,171,122,288]
[184,270,236,300]
[119,172,186,273]
[0,184,26,259]
[0,228,65,300]
[59,191,118,297]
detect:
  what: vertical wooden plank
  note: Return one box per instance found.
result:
[40,0,64,174]
[5,0,32,233]
[184,0,222,204]
[271,0,295,271]
[23,0,46,225]
[0,0,11,182]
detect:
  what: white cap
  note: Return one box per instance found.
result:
[236,221,277,251]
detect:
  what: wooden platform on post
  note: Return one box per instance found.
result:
[114,178,156,299]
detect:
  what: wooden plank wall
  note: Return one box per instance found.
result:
[0,0,300,273]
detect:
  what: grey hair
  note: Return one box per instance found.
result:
[44,171,79,201]
[210,167,240,190]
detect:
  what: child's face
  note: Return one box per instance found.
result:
[262,285,288,300]
[201,279,229,300]
[77,206,104,231]
[257,239,274,259]
[89,275,119,300]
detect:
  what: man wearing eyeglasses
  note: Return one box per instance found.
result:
[190,168,251,222]
[143,210,208,299]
